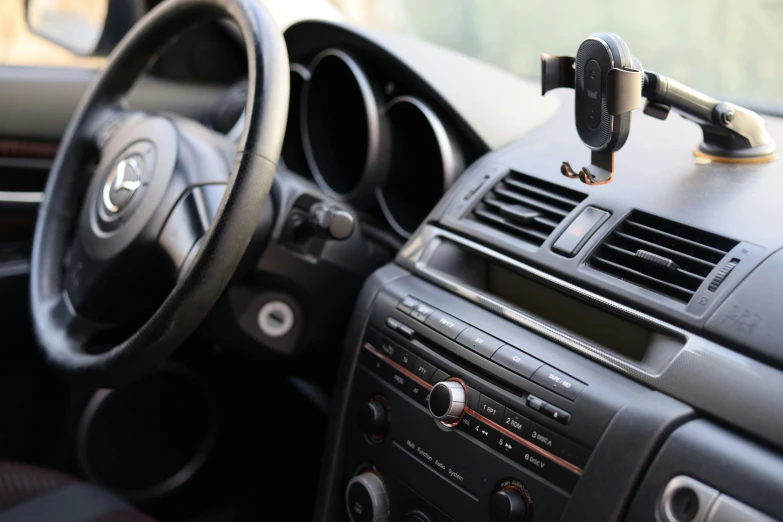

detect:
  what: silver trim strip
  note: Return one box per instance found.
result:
[0,191,44,204]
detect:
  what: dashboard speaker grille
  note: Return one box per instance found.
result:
[470,170,587,247]
[589,211,739,303]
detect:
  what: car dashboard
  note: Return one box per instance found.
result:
[273,19,783,522]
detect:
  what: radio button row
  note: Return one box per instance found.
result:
[502,409,531,439]
[412,358,437,381]
[386,316,415,340]
[532,365,586,401]
[397,296,420,314]
[425,310,468,340]
[491,345,543,379]
[459,414,500,448]
[411,303,434,323]
[404,378,431,408]
[494,433,524,463]
[517,448,552,480]
[524,421,589,468]
[431,369,450,384]
[360,347,386,374]
[478,394,506,424]
[466,386,481,411]
[456,327,503,358]
[378,337,418,371]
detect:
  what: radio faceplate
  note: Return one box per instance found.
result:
[336,275,648,522]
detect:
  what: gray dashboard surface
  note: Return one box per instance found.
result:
[0,66,224,141]
[284,21,559,152]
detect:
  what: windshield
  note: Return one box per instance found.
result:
[334,0,781,106]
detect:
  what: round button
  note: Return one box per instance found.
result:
[346,472,389,522]
[405,511,431,522]
[360,397,389,441]
[489,488,528,522]
[428,381,466,424]
[257,300,295,338]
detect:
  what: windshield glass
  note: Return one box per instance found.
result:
[334,0,781,106]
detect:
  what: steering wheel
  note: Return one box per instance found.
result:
[29,0,289,387]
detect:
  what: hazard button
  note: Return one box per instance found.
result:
[552,207,610,257]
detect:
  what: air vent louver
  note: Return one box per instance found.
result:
[471,171,587,246]
[590,212,739,303]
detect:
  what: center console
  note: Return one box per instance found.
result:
[314,263,693,522]
[313,99,783,520]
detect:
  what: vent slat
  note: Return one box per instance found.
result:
[592,256,696,301]
[625,220,729,258]
[492,188,570,219]
[590,211,738,303]
[468,171,586,248]
[503,178,584,207]
[611,232,717,271]
[603,244,706,283]
[474,210,551,242]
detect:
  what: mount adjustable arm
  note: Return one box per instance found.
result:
[643,71,776,159]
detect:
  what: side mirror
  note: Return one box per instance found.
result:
[25,0,143,56]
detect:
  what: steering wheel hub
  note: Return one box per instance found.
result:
[97,141,155,226]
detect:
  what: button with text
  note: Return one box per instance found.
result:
[411,303,434,323]
[494,431,524,462]
[412,358,437,382]
[397,296,420,315]
[502,408,531,438]
[456,327,503,358]
[515,447,552,479]
[532,366,586,401]
[491,345,544,378]
[477,394,505,424]
[404,378,430,408]
[381,364,408,392]
[459,414,500,448]
[425,310,468,340]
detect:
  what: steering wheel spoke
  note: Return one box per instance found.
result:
[158,184,227,277]
[83,104,144,149]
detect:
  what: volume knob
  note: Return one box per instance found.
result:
[428,381,467,424]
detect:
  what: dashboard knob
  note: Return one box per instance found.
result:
[489,488,528,522]
[346,471,389,522]
[360,397,389,440]
[428,381,466,423]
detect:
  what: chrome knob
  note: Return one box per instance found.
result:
[346,471,389,522]
[428,381,466,423]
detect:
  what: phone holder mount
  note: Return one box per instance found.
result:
[542,32,777,186]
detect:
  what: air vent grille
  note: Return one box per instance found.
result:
[590,212,739,303]
[471,171,587,246]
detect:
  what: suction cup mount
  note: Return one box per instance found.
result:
[543,32,777,185]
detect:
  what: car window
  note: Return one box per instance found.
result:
[0,1,104,68]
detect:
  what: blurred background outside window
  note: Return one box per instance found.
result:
[2,0,781,105]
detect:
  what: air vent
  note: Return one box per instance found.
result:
[471,171,587,246]
[590,212,739,303]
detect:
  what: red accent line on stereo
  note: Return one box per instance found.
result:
[362,343,583,476]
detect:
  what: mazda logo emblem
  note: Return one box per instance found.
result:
[103,155,143,213]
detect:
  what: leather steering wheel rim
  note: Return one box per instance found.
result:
[29,0,289,386]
